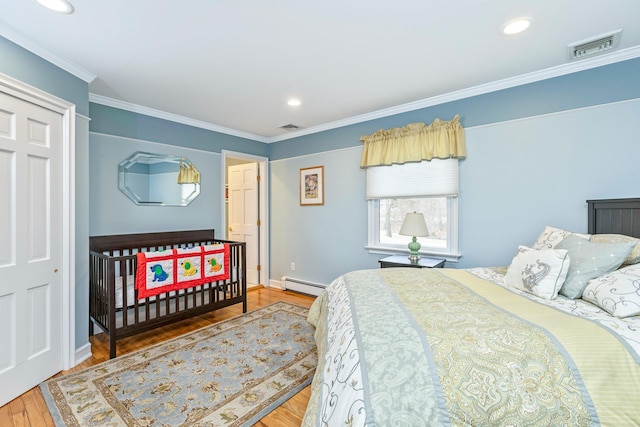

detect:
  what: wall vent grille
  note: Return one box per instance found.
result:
[567,29,622,60]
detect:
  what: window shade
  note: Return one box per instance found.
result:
[365,158,458,199]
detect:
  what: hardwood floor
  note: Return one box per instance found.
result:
[0,287,316,427]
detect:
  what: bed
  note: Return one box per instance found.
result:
[303,198,640,426]
[89,229,246,359]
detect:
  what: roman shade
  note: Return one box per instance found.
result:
[365,158,458,199]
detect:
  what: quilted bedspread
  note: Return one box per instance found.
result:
[302,268,640,426]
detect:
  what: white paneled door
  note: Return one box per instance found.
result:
[0,90,63,406]
[228,162,259,286]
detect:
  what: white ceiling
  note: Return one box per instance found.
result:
[2,0,640,142]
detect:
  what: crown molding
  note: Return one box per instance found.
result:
[0,22,96,83]
[3,21,639,143]
[89,94,270,143]
[269,45,640,143]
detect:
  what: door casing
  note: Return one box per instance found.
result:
[222,150,269,287]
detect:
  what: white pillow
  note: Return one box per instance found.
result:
[532,225,590,250]
[504,246,570,300]
[582,264,640,318]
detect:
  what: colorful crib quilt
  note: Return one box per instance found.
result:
[135,244,230,299]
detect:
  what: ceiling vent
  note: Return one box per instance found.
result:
[567,29,622,61]
[279,123,300,131]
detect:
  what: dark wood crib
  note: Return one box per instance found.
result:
[89,229,246,358]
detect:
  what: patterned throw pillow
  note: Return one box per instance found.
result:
[532,225,590,250]
[582,264,640,318]
[590,234,640,266]
[555,235,636,299]
[504,246,570,300]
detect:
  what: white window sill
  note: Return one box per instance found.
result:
[365,245,461,263]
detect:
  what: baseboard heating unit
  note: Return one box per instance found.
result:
[282,277,326,297]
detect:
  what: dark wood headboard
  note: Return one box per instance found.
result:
[587,198,640,238]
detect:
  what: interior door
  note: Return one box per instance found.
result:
[0,91,63,406]
[228,162,259,286]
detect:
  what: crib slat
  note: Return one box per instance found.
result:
[89,231,246,359]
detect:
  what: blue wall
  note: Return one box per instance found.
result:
[0,37,89,116]
[88,104,267,236]
[6,27,640,355]
[460,99,640,266]
[268,57,640,284]
[0,36,91,352]
[270,147,372,283]
[87,57,640,287]
[270,58,640,160]
[90,133,223,235]
[90,103,269,157]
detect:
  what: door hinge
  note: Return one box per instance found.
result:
[257,264,261,271]
[257,219,261,226]
[256,175,261,182]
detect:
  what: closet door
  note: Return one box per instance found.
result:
[0,90,63,406]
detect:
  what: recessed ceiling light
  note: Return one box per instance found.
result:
[502,17,531,35]
[35,0,74,14]
[287,98,301,107]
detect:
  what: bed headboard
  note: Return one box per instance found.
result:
[587,198,640,238]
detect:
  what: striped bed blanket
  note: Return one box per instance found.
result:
[303,268,640,426]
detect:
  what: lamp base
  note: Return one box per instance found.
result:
[407,236,421,262]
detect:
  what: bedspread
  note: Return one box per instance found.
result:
[303,268,640,427]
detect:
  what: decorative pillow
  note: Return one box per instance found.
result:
[590,234,640,266]
[532,225,590,250]
[555,235,636,299]
[504,246,570,300]
[582,264,640,318]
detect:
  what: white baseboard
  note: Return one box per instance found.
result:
[269,279,284,289]
[74,342,92,366]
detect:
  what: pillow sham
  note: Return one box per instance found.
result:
[590,234,640,266]
[555,235,636,299]
[504,245,570,300]
[532,225,590,250]
[582,263,640,318]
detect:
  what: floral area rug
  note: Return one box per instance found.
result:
[40,302,317,426]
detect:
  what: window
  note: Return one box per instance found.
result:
[366,160,460,260]
[368,197,459,259]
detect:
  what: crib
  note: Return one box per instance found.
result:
[89,229,246,358]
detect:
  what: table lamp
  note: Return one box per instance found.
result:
[399,212,429,262]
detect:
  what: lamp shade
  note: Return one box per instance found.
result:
[399,212,429,237]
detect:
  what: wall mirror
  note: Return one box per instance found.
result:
[119,151,201,206]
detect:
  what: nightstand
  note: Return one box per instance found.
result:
[378,255,445,269]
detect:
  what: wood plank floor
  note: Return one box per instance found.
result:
[0,287,316,427]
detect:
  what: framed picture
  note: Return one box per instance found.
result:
[300,166,324,206]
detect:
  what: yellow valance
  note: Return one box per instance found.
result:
[360,115,466,168]
[177,162,201,184]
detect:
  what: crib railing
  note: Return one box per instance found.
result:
[89,230,246,358]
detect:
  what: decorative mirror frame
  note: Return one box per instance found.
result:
[118,151,201,206]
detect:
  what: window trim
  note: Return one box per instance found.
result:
[366,197,461,263]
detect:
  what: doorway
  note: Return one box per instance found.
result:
[222,151,269,288]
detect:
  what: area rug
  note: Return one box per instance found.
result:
[40,302,317,426]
